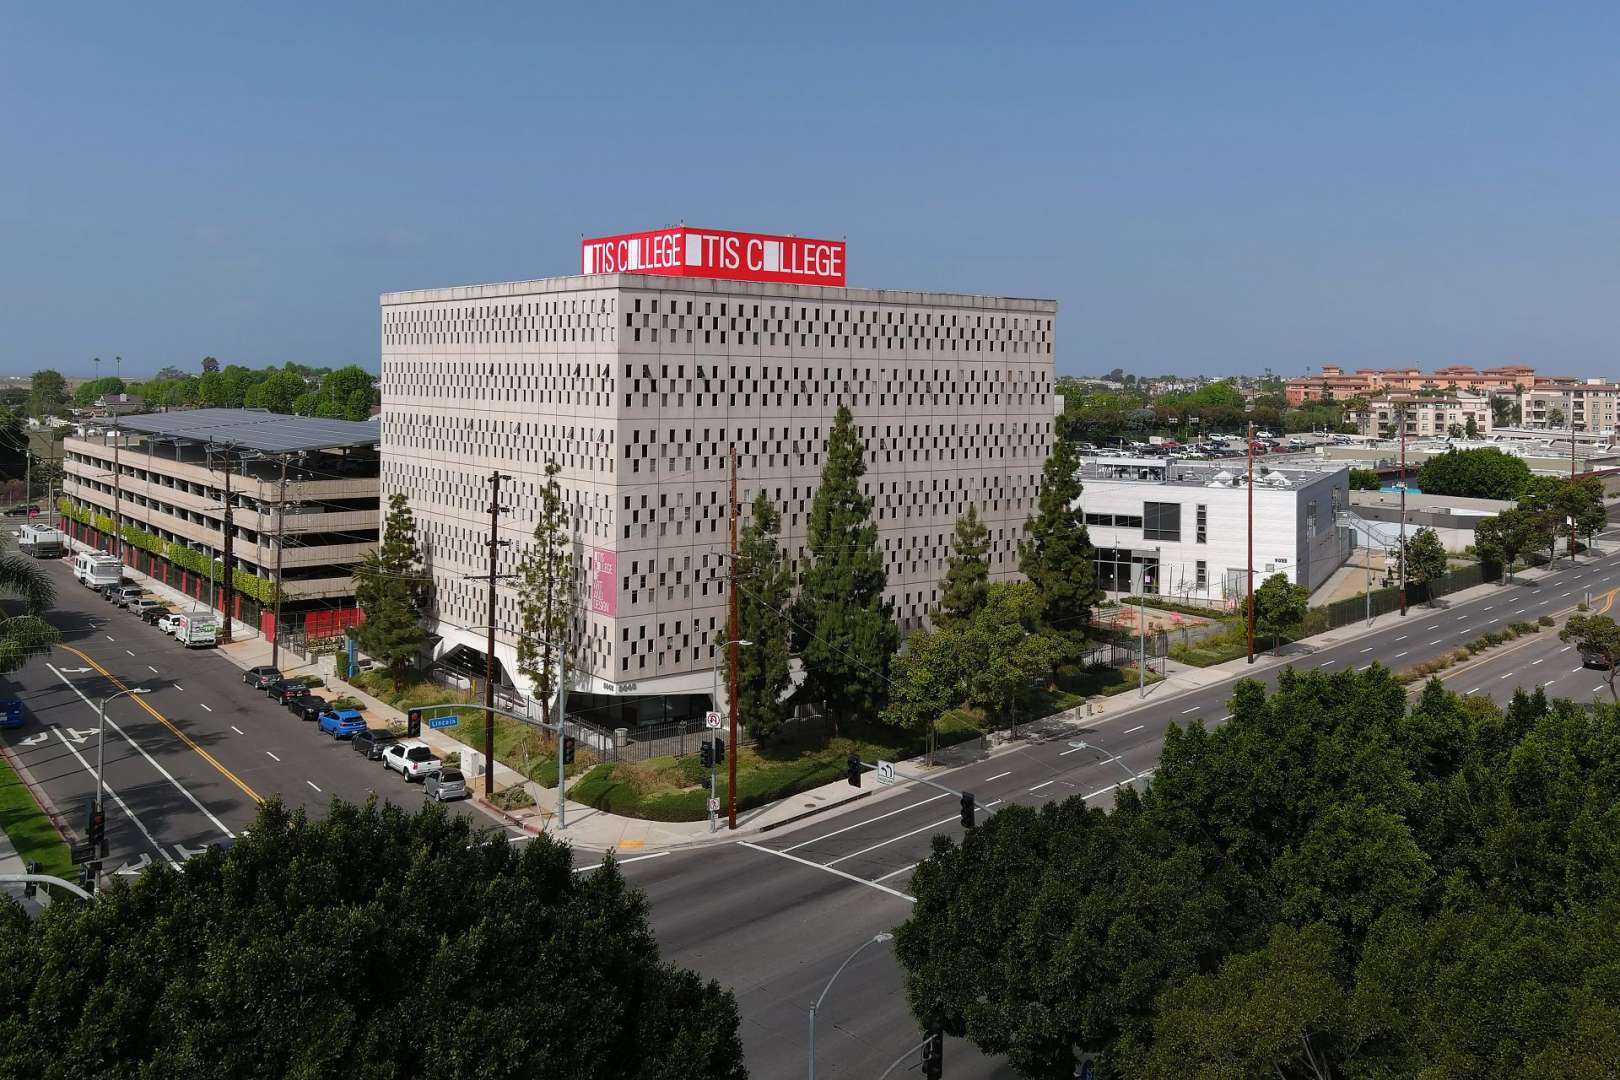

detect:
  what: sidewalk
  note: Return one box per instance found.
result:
[0,819,50,915]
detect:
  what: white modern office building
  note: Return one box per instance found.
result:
[379,228,1057,728]
[1077,457,1352,607]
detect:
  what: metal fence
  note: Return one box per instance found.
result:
[1315,560,1500,631]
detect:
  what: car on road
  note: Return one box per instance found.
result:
[264,678,304,704]
[317,708,367,739]
[423,768,467,802]
[243,666,282,690]
[1578,646,1613,669]
[112,586,146,608]
[287,694,327,722]
[382,742,442,782]
[128,598,165,620]
[352,728,398,760]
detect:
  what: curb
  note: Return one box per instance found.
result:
[756,790,871,833]
[476,798,542,834]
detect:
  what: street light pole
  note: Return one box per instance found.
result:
[809,932,894,1080]
[1246,421,1255,664]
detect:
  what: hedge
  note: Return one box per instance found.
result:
[58,498,276,603]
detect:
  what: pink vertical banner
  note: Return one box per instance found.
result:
[591,547,618,616]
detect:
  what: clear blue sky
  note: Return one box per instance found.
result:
[5,3,1619,380]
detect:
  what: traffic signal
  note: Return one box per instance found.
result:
[922,1026,944,1080]
[847,754,862,787]
[713,736,725,766]
[959,791,976,829]
[22,860,39,899]
[561,735,577,766]
[86,800,106,855]
[700,740,714,769]
[79,863,96,896]
[406,708,422,738]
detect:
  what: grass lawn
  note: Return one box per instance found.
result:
[572,712,985,822]
[0,749,72,882]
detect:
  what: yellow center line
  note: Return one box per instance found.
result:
[62,644,263,805]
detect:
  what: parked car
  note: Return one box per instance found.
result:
[243,666,282,689]
[382,742,442,782]
[128,598,165,620]
[157,614,184,636]
[100,584,120,601]
[264,679,304,704]
[318,709,368,739]
[423,769,467,802]
[112,586,145,608]
[0,700,23,730]
[352,728,398,760]
[287,694,327,722]
[140,604,174,626]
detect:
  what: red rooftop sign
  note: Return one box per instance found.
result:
[581,227,845,288]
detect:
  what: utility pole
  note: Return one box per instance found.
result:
[483,470,510,798]
[727,445,741,830]
[1570,416,1579,561]
[270,454,290,670]
[219,444,235,643]
[1246,421,1255,664]
[1398,404,1407,618]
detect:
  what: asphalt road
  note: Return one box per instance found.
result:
[1,557,489,879]
[9,529,1620,1079]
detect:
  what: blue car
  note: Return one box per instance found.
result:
[317,709,367,739]
[0,700,22,729]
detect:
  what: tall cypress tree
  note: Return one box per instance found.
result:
[735,491,794,743]
[938,505,991,624]
[351,493,429,691]
[516,461,575,706]
[791,405,897,733]
[1018,436,1100,646]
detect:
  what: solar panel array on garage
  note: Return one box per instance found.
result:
[115,409,381,453]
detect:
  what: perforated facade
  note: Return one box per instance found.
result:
[380,271,1057,726]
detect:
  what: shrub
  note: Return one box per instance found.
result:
[441,751,461,769]
[1539,615,1555,627]
[1579,601,1590,612]
[298,675,325,688]
[490,785,536,811]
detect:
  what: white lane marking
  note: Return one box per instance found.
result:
[1395,651,1408,658]
[265,751,280,762]
[1499,673,1513,680]
[1220,714,1232,721]
[173,684,183,691]
[1459,615,1470,620]
[1124,725,1145,734]
[1561,646,1572,653]
[1083,767,1156,801]
[124,649,134,657]
[230,725,244,735]
[48,726,178,866]
[872,862,919,883]
[1029,780,1055,792]
[306,781,321,792]
[1395,636,1407,642]
[737,842,915,903]
[827,812,977,867]
[1515,609,1526,615]
[1319,659,1337,667]
[1357,664,1372,672]
[199,703,212,712]
[1482,606,1493,612]
[1562,591,1572,597]
[105,634,115,642]
[1467,688,1481,695]
[782,794,947,853]
[1059,744,1087,756]
[1429,639,1443,645]
[1573,667,1585,674]
[46,663,234,840]
[1181,705,1201,714]
[1426,624,1440,630]
[1531,659,1543,666]
[146,666,158,674]
[1360,647,1373,654]
[573,851,670,873]
[1486,618,1499,625]
[983,771,1013,782]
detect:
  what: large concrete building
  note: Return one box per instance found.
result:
[380,227,1057,728]
[1518,378,1620,434]
[1077,457,1351,605]
[1350,392,1494,439]
[1285,364,1535,406]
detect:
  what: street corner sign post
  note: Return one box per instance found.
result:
[581,227,847,288]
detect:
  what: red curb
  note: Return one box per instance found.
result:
[476,798,542,834]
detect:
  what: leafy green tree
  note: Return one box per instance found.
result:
[1406,526,1448,601]
[27,369,67,419]
[1464,415,1480,440]
[0,554,60,674]
[1253,572,1307,654]
[0,798,746,1080]
[1447,421,1463,438]
[242,370,307,414]
[735,491,794,743]
[1490,394,1514,428]
[515,462,574,707]
[1416,447,1533,500]
[200,355,220,374]
[1561,614,1620,702]
[72,376,125,407]
[791,405,897,734]
[1549,404,1566,428]
[317,365,376,420]
[350,493,428,691]
[1471,514,1517,581]
[1348,468,1381,491]
[960,582,1064,732]
[1019,436,1100,647]
[938,505,990,624]
[882,624,965,759]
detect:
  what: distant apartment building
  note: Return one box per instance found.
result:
[1517,379,1620,433]
[1076,456,1351,604]
[1350,393,1494,439]
[1285,364,1535,406]
[379,225,1057,728]
[60,409,380,644]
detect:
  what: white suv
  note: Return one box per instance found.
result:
[382,742,442,783]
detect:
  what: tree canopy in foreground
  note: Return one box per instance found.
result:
[896,667,1620,1079]
[0,799,745,1080]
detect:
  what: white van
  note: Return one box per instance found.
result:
[173,613,219,648]
[74,553,123,589]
